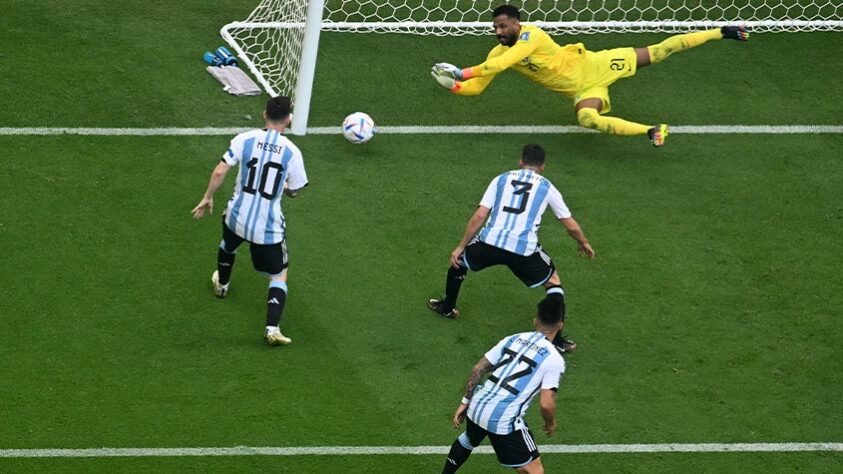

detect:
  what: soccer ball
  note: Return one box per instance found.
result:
[342,112,375,144]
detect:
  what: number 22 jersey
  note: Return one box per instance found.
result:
[468,331,566,435]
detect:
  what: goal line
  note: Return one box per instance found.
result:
[1,443,840,458]
[1,125,842,137]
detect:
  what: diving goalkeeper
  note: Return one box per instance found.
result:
[431,4,749,147]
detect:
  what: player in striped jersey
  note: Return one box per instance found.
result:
[428,144,594,353]
[431,4,749,147]
[192,96,308,346]
[442,296,566,473]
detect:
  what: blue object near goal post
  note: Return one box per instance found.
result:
[214,46,238,66]
[203,52,223,67]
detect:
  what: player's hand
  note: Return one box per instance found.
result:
[431,70,457,90]
[452,403,468,429]
[191,197,213,219]
[450,246,465,269]
[543,419,557,436]
[578,242,595,259]
[432,62,464,80]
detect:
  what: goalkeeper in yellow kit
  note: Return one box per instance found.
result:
[431,4,749,147]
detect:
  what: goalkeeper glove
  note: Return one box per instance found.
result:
[432,62,464,80]
[431,70,457,90]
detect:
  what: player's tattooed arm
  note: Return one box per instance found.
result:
[463,357,493,401]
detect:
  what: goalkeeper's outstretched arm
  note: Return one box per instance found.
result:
[463,40,536,78]
[432,65,496,96]
[451,76,496,96]
[431,40,534,95]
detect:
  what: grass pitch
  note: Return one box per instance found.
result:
[0,1,841,473]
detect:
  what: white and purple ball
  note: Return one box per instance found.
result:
[342,112,375,144]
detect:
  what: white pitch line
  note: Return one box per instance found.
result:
[0,125,842,136]
[0,127,250,136]
[1,443,840,458]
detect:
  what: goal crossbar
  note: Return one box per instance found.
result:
[226,19,843,31]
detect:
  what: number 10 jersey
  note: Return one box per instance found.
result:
[222,129,308,245]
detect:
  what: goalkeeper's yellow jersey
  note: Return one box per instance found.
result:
[457,25,588,97]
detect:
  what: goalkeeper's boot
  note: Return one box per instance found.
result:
[265,327,292,346]
[427,299,460,319]
[211,270,229,299]
[721,26,750,41]
[648,124,669,147]
[551,333,577,355]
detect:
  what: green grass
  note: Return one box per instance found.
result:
[2,452,841,474]
[0,1,841,472]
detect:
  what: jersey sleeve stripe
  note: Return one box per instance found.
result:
[242,129,274,242]
[250,130,283,242]
[225,137,256,233]
[478,173,508,243]
[263,145,294,244]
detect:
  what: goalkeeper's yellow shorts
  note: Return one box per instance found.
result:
[571,47,638,114]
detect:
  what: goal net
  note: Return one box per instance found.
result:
[322,0,843,35]
[221,0,842,133]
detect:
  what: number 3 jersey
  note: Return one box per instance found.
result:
[222,129,308,245]
[477,169,571,256]
[468,331,566,435]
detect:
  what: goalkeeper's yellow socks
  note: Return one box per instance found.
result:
[576,108,651,136]
[647,28,723,64]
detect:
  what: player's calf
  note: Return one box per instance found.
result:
[576,107,652,137]
[576,107,600,129]
[442,432,475,473]
[216,245,237,293]
[516,458,545,473]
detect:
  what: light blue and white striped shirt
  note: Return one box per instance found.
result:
[222,129,308,245]
[477,169,571,256]
[468,331,565,435]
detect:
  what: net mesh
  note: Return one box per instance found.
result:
[222,0,310,97]
[322,0,843,34]
[222,1,842,99]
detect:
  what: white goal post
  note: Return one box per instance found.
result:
[221,1,843,135]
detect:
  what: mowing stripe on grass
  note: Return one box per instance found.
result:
[1,443,840,458]
[1,126,842,136]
